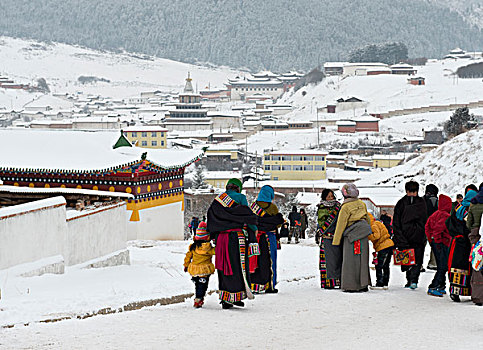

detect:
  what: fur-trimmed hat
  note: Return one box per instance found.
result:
[194,221,210,240]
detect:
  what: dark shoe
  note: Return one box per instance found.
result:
[221,301,233,309]
[404,282,411,288]
[450,294,461,302]
[265,288,278,294]
[233,301,245,307]
[359,287,369,292]
[420,267,426,273]
[475,303,483,306]
[427,265,437,271]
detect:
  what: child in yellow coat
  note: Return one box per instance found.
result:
[183,222,215,308]
[368,213,394,290]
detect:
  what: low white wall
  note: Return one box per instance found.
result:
[0,197,67,270]
[65,202,128,266]
[127,201,184,241]
[0,197,129,273]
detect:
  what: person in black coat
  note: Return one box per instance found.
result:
[379,210,392,236]
[392,181,428,289]
[287,205,302,244]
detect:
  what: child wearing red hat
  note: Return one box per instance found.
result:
[183,221,215,308]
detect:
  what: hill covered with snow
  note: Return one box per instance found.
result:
[1,0,483,71]
[356,129,483,195]
[0,36,238,101]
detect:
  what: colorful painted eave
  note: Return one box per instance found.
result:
[0,152,203,176]
[0,130,203,175]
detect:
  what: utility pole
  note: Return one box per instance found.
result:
[316,102,320,148]
[255,150,258,189]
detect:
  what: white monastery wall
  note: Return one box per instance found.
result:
[0,197,67,270]
[65,202,128,266]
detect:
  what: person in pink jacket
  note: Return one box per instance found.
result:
[425,194,452,297]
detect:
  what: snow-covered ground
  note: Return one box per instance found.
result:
[0,36,239,102]
[1,239,480,349]
[0,240,317,328]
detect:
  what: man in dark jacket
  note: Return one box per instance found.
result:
[393,181,428,289]
[288,205,301,244]
[424,184,439,270]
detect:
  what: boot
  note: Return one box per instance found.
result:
[221,301,233,309]
[265,288,278,294]
[450,294,461,302]
[233,301,245,307]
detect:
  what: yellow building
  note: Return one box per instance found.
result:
[205,145,239,161]
[123,126,168,149]
[372,154,404,168]
[264,150,327,180]
[204,171,243,189]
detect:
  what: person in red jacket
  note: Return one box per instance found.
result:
[425,194,452,297]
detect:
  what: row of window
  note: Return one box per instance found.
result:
[169,113,207,118]
[126,132,165,138]
[265,155,325,161]
[133,140,165,147]
[234,87,280,91]
[265,165,325,171]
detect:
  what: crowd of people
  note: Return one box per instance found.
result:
[183,178,483,309]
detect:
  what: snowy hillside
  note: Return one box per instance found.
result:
[282,59,483,117]
[356,129,483,194]
[0,36,239,101]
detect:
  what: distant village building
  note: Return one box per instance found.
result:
[408,77,425,86]
[354,113,380,132]
[372,154,405,168]
[390,63,417,75]
[0,129,202,241]
[336,120,357,133]
[323,62,348,76]
[444,48,472,60]
[164,74,212,131]
[123,125,168,149]
[423,130,444,145]
[204,171,243,189]
[322,96,368,114]
[342,63,389,76]
[263,150,327,181]
[226,71,303,101]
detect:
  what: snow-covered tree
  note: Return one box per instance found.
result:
[191,165,208,189]
[444,107,478,137]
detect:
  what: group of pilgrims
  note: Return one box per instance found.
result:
[183,178,483,309]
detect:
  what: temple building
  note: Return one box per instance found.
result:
[0,129,203,240]
[163,73,212,131]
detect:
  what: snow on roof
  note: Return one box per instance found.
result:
[358,186,404,206]
[0,129,203,171]
[207,111,240,117]
[0,184,133,198]
[371,154,405,160]
[267,149,328,155]
[344,62,388,67]
[0,196,66,219]
[354,114,380,122]
[295,192,321,206]
[390,63,415,69]
[123,125,168,132]
[243,179,336,189]
[336,120,356,126]
[204,171,242,179]
[323,62,349,68]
